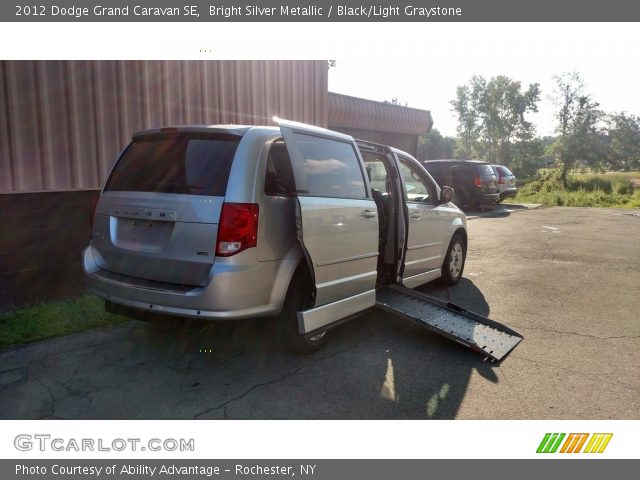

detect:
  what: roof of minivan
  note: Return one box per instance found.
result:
[130,124,418,160]
[132,124,274,139]
[423,159,490,164]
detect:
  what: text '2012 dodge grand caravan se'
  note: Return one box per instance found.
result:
[83,119,468,353]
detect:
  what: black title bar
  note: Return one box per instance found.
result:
[4,459,639,480]
[4,0,640,22]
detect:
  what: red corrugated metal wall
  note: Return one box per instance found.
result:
[0,60,328,193]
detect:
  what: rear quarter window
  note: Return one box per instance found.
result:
[265,140,295,196]
[425,162,449,181]
[105,133,240,196]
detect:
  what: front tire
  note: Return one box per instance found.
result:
[440,233,466,286]
[281,266,328,354]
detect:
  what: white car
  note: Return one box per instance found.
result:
[491,165,518,202]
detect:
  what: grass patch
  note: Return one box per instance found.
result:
[505,169,640,208]
[0,295,129,349]
[576,170,640,180]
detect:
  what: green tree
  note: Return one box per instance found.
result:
[417,129,457,160]
[450,84,479,158]
[606,112,640,171]
[550,71,605,184]
[451,75,540,166]
[476,76,540,166]
[510,137,546,178]
[384,98,408,106]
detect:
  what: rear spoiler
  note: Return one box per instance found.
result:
[132,125,250,140]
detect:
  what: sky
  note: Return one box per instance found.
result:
[328,23,640,138]
[2,22,637,139]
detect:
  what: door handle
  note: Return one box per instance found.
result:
[361,209,377,219]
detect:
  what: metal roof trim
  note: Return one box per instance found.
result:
[328,92,433,135]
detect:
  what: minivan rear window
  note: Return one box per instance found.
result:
[105,133,240,196]
[476,164,495,176]
[496,166,513,176]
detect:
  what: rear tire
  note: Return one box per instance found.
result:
[281,266,329,354]
[440,233,466,286]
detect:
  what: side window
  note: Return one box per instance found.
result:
[398,159,436,204]
[362,152,390,193]
[424,163,442,183]
[451,163,473,181]
[463,164,476,177]
[265,140,295,196]
[290,133,367,199]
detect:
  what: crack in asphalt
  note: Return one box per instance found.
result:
[518,325,640,340]
[192,333,409,420]
[511,354,640,393]
[540,237,553,262]
[35,362,97,419]
[1,330,132,371]
[36,377,58,419]
[57,371,94,414]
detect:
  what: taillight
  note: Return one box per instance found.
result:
[474,177,482,188]
[499,175,505,184]
[216,203,259,257]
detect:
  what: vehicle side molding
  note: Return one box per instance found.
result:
[297,289,376,335]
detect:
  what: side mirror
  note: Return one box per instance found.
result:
[439,186,454,204]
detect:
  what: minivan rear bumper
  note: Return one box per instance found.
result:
[82,245,296,320]
[499,188,518,200]
[472,191,500,205]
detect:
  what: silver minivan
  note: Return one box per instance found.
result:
[83,119,468,353]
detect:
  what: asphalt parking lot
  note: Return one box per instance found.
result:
[0,206,638,419]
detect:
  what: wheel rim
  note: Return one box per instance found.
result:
[449,242,464,279]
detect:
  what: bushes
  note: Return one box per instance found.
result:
[611,176,634,195]
[568,173,634,194]
[568,175,612,193]
[628,189,640,208]
[507,168,638,207]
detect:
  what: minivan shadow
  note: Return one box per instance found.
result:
[4,279,498,420]
[417,278,490,317]
[102,278,498,420]
[464,205,511,218]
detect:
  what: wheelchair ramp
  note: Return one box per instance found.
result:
[376,285,523,362]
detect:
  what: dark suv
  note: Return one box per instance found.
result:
[422,160,499,210]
